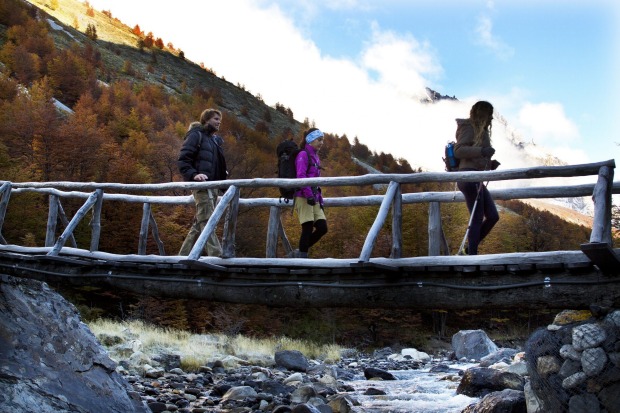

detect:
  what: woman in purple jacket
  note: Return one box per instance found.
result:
[292,128,328,258]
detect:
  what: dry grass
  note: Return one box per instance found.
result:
[88,318,343,370]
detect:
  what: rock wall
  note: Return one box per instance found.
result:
[0,274,148,413]
[525,308,620,413]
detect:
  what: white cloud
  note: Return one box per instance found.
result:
[90,0,587,172]
[474,15,514,60]
[516,102,580,144]
[361,24,441,97]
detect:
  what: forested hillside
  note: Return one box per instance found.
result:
[0,0,596,258]
[0,0,606,345]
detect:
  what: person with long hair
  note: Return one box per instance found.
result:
[454,101,500,255]
[290,127,328,258]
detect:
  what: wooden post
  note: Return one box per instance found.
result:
[590,165,614,244]
[359,181,399,262]
[148,211,166,255]
[391,183,402,258]
[90,189,103,252]
[0,181,11,244]
[266,206,281,258]
[45,195,60,247]
[138,202,151,255]
[428,202,443,256]
[187,185,237,261]
[48,191,99,256]
[278,216,293,257]
[221,187,240,258]
[57,201,78,248]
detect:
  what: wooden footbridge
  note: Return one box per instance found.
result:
[1,160,618,310]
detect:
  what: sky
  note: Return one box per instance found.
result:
[87,0,620,174]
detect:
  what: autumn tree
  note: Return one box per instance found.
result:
[85,23,97,40]
[122,59,135,76]
[0,0,30,27]
[3,78,61,180]
[56,93,113,181]
[0,43,41,85]
[47,46,99,107]
[0,19,56,84]
[143,31,154,48]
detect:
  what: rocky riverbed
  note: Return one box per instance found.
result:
[3,275,619,413]
[119,347,468,413]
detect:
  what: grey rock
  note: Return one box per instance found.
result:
[452,330,499,361]
[457,367,525,398]
[0,275,148,413]
[363,367,397,380]
[275,350,310,372]
[568,393,601,413]
[461,388,526,413]
[572,323,606,351]
[581,347,607,377]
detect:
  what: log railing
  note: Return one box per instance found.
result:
[0,159,617,263]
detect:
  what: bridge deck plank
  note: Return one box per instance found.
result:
[1,245,618,309]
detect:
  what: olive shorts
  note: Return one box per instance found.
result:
[294,197,326,224]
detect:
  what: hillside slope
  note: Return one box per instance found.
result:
[27,0,302,140]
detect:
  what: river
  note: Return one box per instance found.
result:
[346,363,479,413]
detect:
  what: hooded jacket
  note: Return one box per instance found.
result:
[294,145,323,204]
[454,118,493,171]
[178,125,227,182]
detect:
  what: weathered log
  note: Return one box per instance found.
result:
[221,187,240,258]
[266,206,281,258]
[391,184,402,258]
[428,202,443,256]
[148,210,165,255]
[590,166,614,244]
[187,185,238,260]
[57,201,77,248]
[138,203,151,255]
[8,182,620,207]
[0,181,11,244]
[6,159,616,192]
[90,189,103,252]
[45,195,59,247]
[278,217,293,257]
[2,244,618,309]
[359,181,399,262]
[47,191,99,256]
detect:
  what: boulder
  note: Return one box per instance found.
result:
[275,350,310,372]
[457,367,525,397]
[0,275,148,412]
[452,329,499,361]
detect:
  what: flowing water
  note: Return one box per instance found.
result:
[347,364,479,413]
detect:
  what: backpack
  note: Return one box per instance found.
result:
[443,141,459,172]
[276,140,307,200]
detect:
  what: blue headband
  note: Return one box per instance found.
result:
[305,129,324,143]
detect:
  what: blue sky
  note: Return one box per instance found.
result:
[88,0,619,172]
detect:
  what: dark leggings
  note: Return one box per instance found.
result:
[299,219,328,253]
[457,181,499,255]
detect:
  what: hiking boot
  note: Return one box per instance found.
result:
[287,249,299,258]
